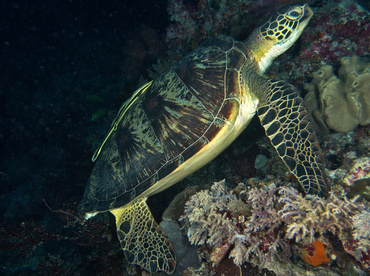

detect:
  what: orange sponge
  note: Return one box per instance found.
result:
[305,240,330,267]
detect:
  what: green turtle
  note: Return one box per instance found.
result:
[79,4,329,274]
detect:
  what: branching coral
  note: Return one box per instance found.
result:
[181,180,369,273]
[246,185,282,233]
[181,181,290,269]
[304,55,370,133]
[180,180,238,248]
[229,184,291,268]
[278,187,360,243]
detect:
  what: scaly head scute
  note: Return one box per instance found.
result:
[246,4,313,74]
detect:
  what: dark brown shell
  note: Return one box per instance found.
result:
[79,36,252,213]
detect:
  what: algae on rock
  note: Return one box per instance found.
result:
[304,55,370,133]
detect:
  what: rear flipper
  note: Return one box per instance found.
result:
[258,79,330,196]
[111,198,176,274]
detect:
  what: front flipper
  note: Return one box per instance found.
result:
[111,198,176,274]
[257,80,329,196]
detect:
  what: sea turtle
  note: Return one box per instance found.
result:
[79,4,329,274]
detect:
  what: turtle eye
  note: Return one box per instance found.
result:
[287,7,302,20]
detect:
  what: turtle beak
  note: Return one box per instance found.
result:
[302,4,314,22]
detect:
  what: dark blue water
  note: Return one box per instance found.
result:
[0,1,168,274]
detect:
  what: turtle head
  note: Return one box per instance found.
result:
[246,4,313,74]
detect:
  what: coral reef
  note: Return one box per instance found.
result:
[278,187,359,243]
[166,0,198,53]
[342,206,370,272]
[300,2,370,64]
[180,180,370,274]
[180,180,290,269]
[278,186,370,272]
[304,55,370,133]
[319,127,370,201]
[165,0,288,55]
[343,157,370,186]
[352,209,370,250]
[180,180,238,249]
[229,184,291,269]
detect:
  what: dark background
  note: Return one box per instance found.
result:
[0,1,171,274]
[0,0,168,215]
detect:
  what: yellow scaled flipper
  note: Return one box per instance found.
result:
[111,198,176,274]
[257,79,329,196]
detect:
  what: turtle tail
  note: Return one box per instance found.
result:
[257,79,330,197]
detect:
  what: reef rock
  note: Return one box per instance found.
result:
[304,55,370,133]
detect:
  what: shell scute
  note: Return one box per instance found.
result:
[181,136,209,161]
[203,118,227,142]
[227,48,248,70]
[143,70,214,160]
[217,98,240,123]
[157,155,185,180]
[117,105,166,180]
[234,41,251,55]
[224,70,240,99]
[175,49,227,116]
